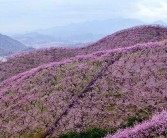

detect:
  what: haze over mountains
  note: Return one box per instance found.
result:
[12,18,167,48]
[0,34,34,56]
[0,25,167,137]
[2,18,166,56]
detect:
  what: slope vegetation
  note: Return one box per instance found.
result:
[106,110,167,138]
[0,40,166,137]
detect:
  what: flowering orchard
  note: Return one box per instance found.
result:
[106,110,167,138]
[0,36,166,137]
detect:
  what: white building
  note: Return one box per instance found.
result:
[0,57,7,62]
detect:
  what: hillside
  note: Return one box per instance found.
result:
[86,25,167,51]
[1,25,167,82]
[0,34,28,56]
[0,39,166,137]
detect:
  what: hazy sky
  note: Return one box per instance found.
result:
[0,0,167,34]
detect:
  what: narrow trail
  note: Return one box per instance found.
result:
[41,55,121,138]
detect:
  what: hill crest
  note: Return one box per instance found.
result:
[1,25,167,82]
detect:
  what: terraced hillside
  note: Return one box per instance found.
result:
[0,39,167,137]
[1,25,167,82]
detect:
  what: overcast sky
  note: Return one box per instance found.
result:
[0,0,167,34]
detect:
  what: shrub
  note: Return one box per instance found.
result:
[59,128,116,138]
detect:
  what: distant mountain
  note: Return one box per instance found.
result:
[0,34,33,56]
[37,18,144,36]
[12,19,167,49]
[13,18,145,47]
